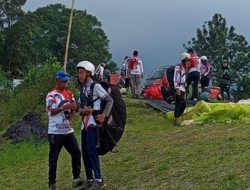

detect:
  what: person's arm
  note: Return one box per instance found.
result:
[173,66,181,96]
[94,84,113,123]
[139,59,144,78]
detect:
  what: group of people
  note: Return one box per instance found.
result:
[120,50,144,98]
[46,61,113,190]
[173,49,232,125]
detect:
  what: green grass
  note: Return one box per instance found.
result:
[0,98,250,190]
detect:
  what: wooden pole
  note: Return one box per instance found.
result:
[63,0,75,72]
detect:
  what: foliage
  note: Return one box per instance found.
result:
[0,3,116,77]
[0,59,62,133]
[108,60,119,73]
[184,13,250,98]
[0,0,26,29]
[0,99,250,189]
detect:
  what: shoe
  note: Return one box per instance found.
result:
[72,177,84,188]
[78,180,95,190]
[173,118,181,126]
[92,180,107,190]
[49,183,57,190]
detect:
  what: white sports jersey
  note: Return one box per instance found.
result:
[46,89,75,134]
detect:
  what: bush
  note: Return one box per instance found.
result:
[0,59,62,133]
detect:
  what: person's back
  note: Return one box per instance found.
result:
[128,50,144,98]
[186,48,200,100]
[219,62,231,85]
[103,66,111,84]
[218,60,232,100]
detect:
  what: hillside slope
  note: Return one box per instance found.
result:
[0,98,249,190]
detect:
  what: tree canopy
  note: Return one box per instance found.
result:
[0,3,115,77]
[184,13,250,98]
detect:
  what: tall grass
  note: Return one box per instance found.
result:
[0,98,249,190]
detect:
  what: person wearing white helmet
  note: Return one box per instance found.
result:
[173,52,191,125]
[76,61,113,190]
[200,56,212,91]
[186,48,201,101]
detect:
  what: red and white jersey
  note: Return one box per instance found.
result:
[46,89,75,134]
[200,63,212,77]
[130,56,144,75]
[188,53,201,73]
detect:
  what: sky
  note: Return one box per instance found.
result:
[23,0,250,77]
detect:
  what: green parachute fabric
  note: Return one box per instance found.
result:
[166,100,250,125]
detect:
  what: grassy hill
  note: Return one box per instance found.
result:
[0,98,249,190]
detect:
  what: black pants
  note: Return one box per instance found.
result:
[174,91,186,118]
[220,84,230,100]
[48,133,81,186]
[200,77,210,92]
[125,78,130,89]
[187,71,200,99]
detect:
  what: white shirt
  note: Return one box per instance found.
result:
[46,89,75,134]
[80,81,108,129]
[174,65,187,92]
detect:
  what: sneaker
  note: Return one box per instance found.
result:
[78,180,95,190]
[173,118,181,126]
[72,177,84,188]
[49,183,57,190]
[92,180,107,190]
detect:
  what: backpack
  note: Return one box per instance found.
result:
[79,82,127,155]
[161,66,176,104]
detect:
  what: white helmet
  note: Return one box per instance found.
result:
[180,52,191,61]
[200,56,208,61]
[77,61,95,76]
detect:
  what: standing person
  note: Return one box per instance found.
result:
[200,55,212,92]
[46,70,83,190]
[95,63,104,83]
[121,56,130,90]
[102,63,111,85]
[186,48,200,101]
[173,53,190,126]
[128,50,144,98]
[76,61,113,190]
[218,59,232,100]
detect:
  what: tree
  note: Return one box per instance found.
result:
[184,13,250,98]
[0,3,116,77]
[108,60,119,73]
[0,0,27,74]
[0,0,26,29]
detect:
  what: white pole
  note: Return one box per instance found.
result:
[63,0,75,72]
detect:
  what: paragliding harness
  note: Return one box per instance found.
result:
[161,65,187,104]
[161,66,176,104]
[79,82,127,155]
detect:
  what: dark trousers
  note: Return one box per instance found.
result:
[187,71,200,99]
[200,77,210,92]
[125,78,130,89]
[220,84,230,100]
[174,91,186,118]
[48,133,81,186]
[81,125,102,180]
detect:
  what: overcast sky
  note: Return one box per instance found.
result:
[23,0,250,77]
